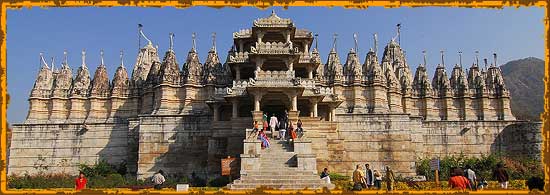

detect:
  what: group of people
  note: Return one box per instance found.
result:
[73,170,167,191]
[448,163,509,191]
[352,164,393,191]
[250,110,304,149]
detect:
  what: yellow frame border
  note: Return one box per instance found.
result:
[0,0,548,194]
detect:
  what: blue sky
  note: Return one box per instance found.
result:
[7,6,545,123]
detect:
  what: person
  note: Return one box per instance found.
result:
[373,169,382,190]
[289,120,297,141]
[279,119,287,141]
[364,164,374,189]
[152,170,166,190]
[385,166,396,191]
[477,177,488,190]
[75,171,87,190]
[262,113,269,131]
[269,114,278,139]
[448,167,470,190]
[464,165,477,190]
[320,168,331,184]
[352,164,366,190]
[249,120,259,139]
[258,129,270,149]
[493,163,509,189]
[296,119,304,138]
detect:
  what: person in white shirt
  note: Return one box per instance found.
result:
[269,114,278,139]
[152,170,166,190]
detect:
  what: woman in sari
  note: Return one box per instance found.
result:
[258,129,270,149]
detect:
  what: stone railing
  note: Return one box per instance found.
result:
[299,78,316,88]
[255,70,295,80]
[228,51,249,63]
[318,87,334,95]
[228,80,249,96]
[251,42,293,54]
[233,29,252,38]
[298,53,313,63]
[214,87,231,97]
[253,18,293,28]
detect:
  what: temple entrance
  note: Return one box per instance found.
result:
[261,92,290,119]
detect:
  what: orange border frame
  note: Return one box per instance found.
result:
[0,0,548,194]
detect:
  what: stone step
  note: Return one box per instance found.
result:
[243,171,316,175]
[228,183,334,190]
[240,175,320,180]
[232,179,325,185]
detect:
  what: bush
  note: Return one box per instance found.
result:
[79,160,125,178]
[329,173,350,181]
[8,173,74,189]
[88,174,125,188]
[208,176,231,187]
[526,177,544,191]
[416,154,542,181]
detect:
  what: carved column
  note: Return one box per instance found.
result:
[310,99,318,117]
[257,31,264,43]
[213,104,220,121]
[235,64,241,80]
[239,40,244,52]
[231,98,239,119]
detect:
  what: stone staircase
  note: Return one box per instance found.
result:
[228,139,335,190]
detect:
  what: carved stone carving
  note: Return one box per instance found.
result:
[159,50,181,84]
[90,65,111,97]
[71,65,91,97]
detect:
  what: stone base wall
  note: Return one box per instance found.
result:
[136,115,212,180]
[499,122,542,160]
[8,122,129,176]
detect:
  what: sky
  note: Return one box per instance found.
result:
[7,6,545,123]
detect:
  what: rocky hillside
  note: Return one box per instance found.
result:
[501,57,545,121]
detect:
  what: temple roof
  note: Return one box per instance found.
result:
[253,10,294,28]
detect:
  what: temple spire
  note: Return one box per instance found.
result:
[484,58,488,70]
[397,23,401,45]
[100,49,105,67]
[169,32,175,52]
[192,32,197,52]
[81,49,86,67]
[120,50,124,68]
[39,52,49,69]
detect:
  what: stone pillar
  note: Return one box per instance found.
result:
[310,99,319,117]
[213,104,220,121]
[231,98,239,119]
[254,95,261,111]
[239,41,244,52]
[303,42,308,54]
[235,65,241,80]
[307,67,313,79]
[501,97,515,120]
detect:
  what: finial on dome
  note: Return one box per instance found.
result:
[192,32,197,52]
[81,49,86,67]
[422,50,427,67]
[493,53,497,67]
[314,34,319,50]
[440,50,445,68]
[458,51,463,68]
[138,24,153,46]
[373,33,378,56]
[120,50,124,68]
[51,57,56,72]
[331,33,338,52]
[39,52,49,69]
[353,32,358,54]
[169,32,175,51]
[211,32,217,52]
[100,49,105,67]
[475,50,479,66]
[271,10,276,16]
[62,49,68,67]
[483,58,488,70]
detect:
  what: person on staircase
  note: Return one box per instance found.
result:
[289,120,297,142]
[258,128,270,149]
[269,114,278,139]
[279,119,287,141]
[373,169,382,190]
[385,166,396,191]
[248,120,259,139]
[296,119,304,138]
[262,112,269,131]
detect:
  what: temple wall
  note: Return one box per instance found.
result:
[136,115,211,180]
[8,122,129,176]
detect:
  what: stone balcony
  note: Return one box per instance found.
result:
[297,53,320,64]
[227,51,250,63]
[251,42,295,55]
